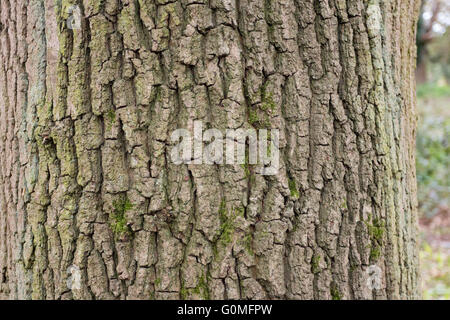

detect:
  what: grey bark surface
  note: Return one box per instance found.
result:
[0,0,420,299]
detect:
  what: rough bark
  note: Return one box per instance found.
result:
[0,0,421,300]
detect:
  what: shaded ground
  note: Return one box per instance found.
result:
[419,209,450,299]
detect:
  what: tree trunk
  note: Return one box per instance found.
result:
[0,0,421,300]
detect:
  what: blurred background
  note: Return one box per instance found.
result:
[416,0,450,300]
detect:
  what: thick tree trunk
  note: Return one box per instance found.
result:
[0,0,420,300]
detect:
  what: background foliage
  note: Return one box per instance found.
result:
[416,0,450,300]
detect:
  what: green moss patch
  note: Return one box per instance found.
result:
[110,197,133,240]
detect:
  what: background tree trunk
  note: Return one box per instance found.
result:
[0,0,421,300]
